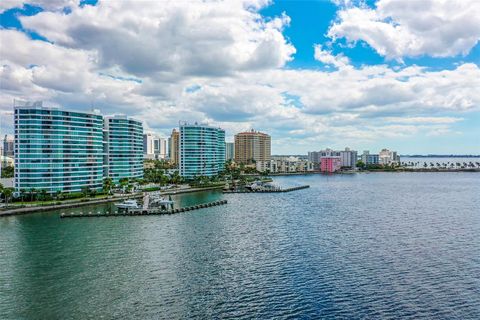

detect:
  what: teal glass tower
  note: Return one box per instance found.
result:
[104,115,143,183]
[179,122,225,179]
[14,102,104,193]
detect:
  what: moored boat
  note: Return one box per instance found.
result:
[114,199,140,209]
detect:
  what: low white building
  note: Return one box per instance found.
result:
[308,148,357,169]
[256,157,314,173]
[379,148,400,165]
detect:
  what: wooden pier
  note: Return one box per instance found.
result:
[223,185,310,193]
[60,200,228,218]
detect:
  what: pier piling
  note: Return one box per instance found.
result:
[60,200,228,219]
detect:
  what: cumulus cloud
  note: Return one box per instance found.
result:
[0,0,78,13]
[313,44,350,68]
[20,0,295,78]
[1,0,479,152]
[328,0,480,59]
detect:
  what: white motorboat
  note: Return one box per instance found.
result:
[245,181,262,190]
[246,181,276,191]
[115,199,140,209]
[150,195,175,207]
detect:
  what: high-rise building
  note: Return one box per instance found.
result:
[225,142,234,161]
[2,135,14,157]
[104,115,143,183]
[155,137,167,159]
[143,133,156,156]
[318,148,341,157]
[340,147,358,168]
[14,102,144,193]
[234,129,271,165]
[309,148,357,170]
[168,129,179,167]
[144,134,168,160]
[308,151,321,164]
[14,102,104,193]
[179,122,225,178]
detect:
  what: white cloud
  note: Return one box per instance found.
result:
[20,0,295,78]
[313,44,350,68]
[328,0,480,59]
[382,117,463,124]
[1,0,479,153]
[0,0,78,13]
[0,0,23,13]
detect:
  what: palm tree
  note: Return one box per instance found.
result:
[39,189,48,202]
[103,177,114,195]
[169,170,182,185]
[3,188,13,206]
[20,189,26,202]
[81,186,91,198]
[119,178,129,191]
[29,188,37,202]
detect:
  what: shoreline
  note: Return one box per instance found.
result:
[266,168,480,176]
[2,169,478,216]
[355,168,480,173]
[0,185,224,217]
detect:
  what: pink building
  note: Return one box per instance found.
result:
[320,156,342,173]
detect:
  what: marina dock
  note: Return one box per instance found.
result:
[60,200,227,218]
[223,185,310,193]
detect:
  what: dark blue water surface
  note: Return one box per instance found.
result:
[1,173,479,319]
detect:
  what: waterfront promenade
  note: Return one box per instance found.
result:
[0,185,224,216]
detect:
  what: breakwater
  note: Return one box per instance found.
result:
[223,185,309,193]
[60,200,228,218]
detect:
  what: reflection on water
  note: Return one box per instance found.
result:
[1,174,479,319]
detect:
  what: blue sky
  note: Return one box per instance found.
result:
[0,0,479,154]
[262,1,479,71]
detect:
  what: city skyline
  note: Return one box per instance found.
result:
[1,0,479,154]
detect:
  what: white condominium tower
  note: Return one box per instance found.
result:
[14,101,144,193]
[179,122,225,179]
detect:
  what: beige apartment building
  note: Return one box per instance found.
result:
[168,129,179,167]
[234,129,271,165]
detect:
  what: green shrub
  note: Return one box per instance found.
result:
[142,187,161,192]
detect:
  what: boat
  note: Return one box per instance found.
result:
[114,199,140,209]
[245,181,263,190]
[149,194,175,210]
[246,181,277,191]
[151,196,174,206]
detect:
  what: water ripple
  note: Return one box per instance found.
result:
[0,173,479,319]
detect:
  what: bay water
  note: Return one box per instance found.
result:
[1,173,479,319]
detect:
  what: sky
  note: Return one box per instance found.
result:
[0,0,479,155]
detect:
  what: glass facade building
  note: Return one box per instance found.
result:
[104,115,143,183]
[225,142,234,161]
[179,123,225,179]
[14,102,104,193]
